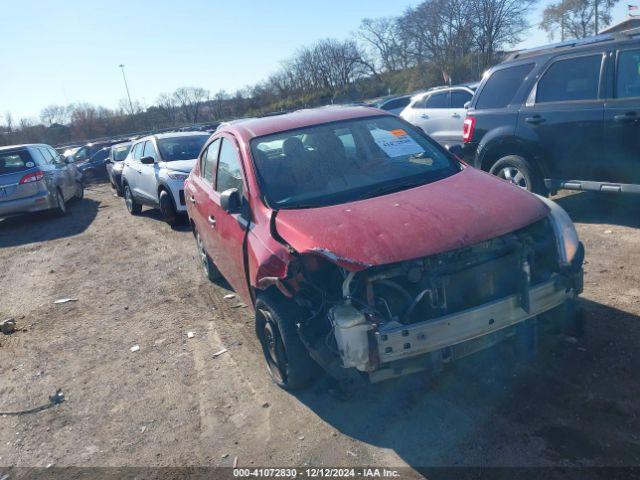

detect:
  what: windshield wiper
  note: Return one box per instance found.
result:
[358,179,427,200]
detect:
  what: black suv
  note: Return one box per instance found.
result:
[461,29,640,195]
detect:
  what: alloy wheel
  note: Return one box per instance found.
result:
[124,187,133,212]
[497,166,528,189]
[258,309,286,384]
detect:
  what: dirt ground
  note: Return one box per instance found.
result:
[1,183,640,476]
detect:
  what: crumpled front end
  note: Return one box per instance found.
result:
[275,216,583,383]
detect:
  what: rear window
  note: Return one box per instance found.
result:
[0,150,35,175]
[475,63,534,109]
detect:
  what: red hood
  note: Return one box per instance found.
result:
[274,167,549,269]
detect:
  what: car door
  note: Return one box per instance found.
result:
[46,147,76,198]
[603,47,640,184]
[188,138,221,256]
[518,52,606,181]
[415,91,451,142]
[209,135,251,300]
[138,140,159,204]
[124,142,143,193]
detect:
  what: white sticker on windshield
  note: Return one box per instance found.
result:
[25,161,35,168]
[371,128,425,158]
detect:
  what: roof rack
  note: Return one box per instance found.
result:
[508,27,640,60]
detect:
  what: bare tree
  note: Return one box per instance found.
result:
[40,105,69,126]
[541,0,618,40]
[357,17,413,72]
[172,87,210,123]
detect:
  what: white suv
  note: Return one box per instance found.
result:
[121,132,209,225]
[400,85,476,145]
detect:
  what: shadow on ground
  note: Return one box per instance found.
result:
[295,298,640,472]
[555,192,640,228]
[0,197,100,248]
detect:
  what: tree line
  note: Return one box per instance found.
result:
[0,0,619,147]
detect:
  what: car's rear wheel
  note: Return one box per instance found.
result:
[255,291,321,390]
[159,189,178,226]
[124,184,142,215]
[52,188,67,217]
[195,230,221,281]
[74,181,84,201]
[490,155,545,195]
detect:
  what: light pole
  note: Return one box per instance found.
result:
[119,64,134,115]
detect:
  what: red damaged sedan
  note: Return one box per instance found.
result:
[185,107,584,389]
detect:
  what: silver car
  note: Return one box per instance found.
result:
[0,144,84,218]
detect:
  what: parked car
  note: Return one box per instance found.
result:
[106,142,132,196]
[76,146,112,182]
[121,132,209,225]
[0,144,83,218]
[184,106,584,390]
[460,29,640,195]
[370,94,413,115]
[400,84,477,145]
[68,141,114,163]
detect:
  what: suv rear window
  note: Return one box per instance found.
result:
[0,150,35,175]
[475,63,534,109]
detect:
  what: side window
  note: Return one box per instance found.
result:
[74,147,89,162]
[536,55,602,103]
[39,147,54,163]
[200,139,220,185]
[425,92,449,108]
[143,141,156,160]
[451,90,472,108]
[616,49,640,99]
[476,63,534,109]
[412,95,428,109]
[132,142,143,160]
[383,97,410,111]
[47,147,62,163]
[216,138,244,195]
[30,148,48,166]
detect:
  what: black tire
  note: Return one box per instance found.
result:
[159,189,178,226]
[123,184,142,215]
[195,229,221,281]
[489,155,546,195]
[255,291,321,390]
[51,188,67,217]
[74,181,84,201]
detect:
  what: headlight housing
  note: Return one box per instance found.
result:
[536,195,581,266]
[167,171,189,181]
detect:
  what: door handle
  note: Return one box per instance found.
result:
[613,112,638,123]
[208,215,216,227]
[188,195,196,204]
[525,115,546,125]
[420,114,429,119]
[451,113,460,118]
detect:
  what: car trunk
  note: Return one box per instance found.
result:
[0,150,43,202]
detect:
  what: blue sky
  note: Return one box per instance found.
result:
[0,0,634,120]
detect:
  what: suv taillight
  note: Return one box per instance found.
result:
[19,170,44,184]
[462,116,476,143]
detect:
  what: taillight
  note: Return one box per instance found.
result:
[19,170,44,184]
[462,116,476,143]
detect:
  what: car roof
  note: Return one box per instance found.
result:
[506,28,640,62]
[0,143,51,151]
[135,131,211,142]
[218,106,389,141]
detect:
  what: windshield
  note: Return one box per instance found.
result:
[250,116,460,208]
[157,136,208,161]
[112,144,131,161]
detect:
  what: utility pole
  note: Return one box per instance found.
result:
[119,64,134,115]
[595,0,599,35]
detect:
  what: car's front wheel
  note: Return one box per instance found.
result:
[74,181,84,201]
[123,184,142,215]
[490,155,545,195]
[255,291,321,390]
[159,189,178,226]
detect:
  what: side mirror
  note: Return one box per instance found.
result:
[220,188,241,213]
[464,101,471,109]
[446,143,464,158]
[140,156,155,165]
[65,156,74,164]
